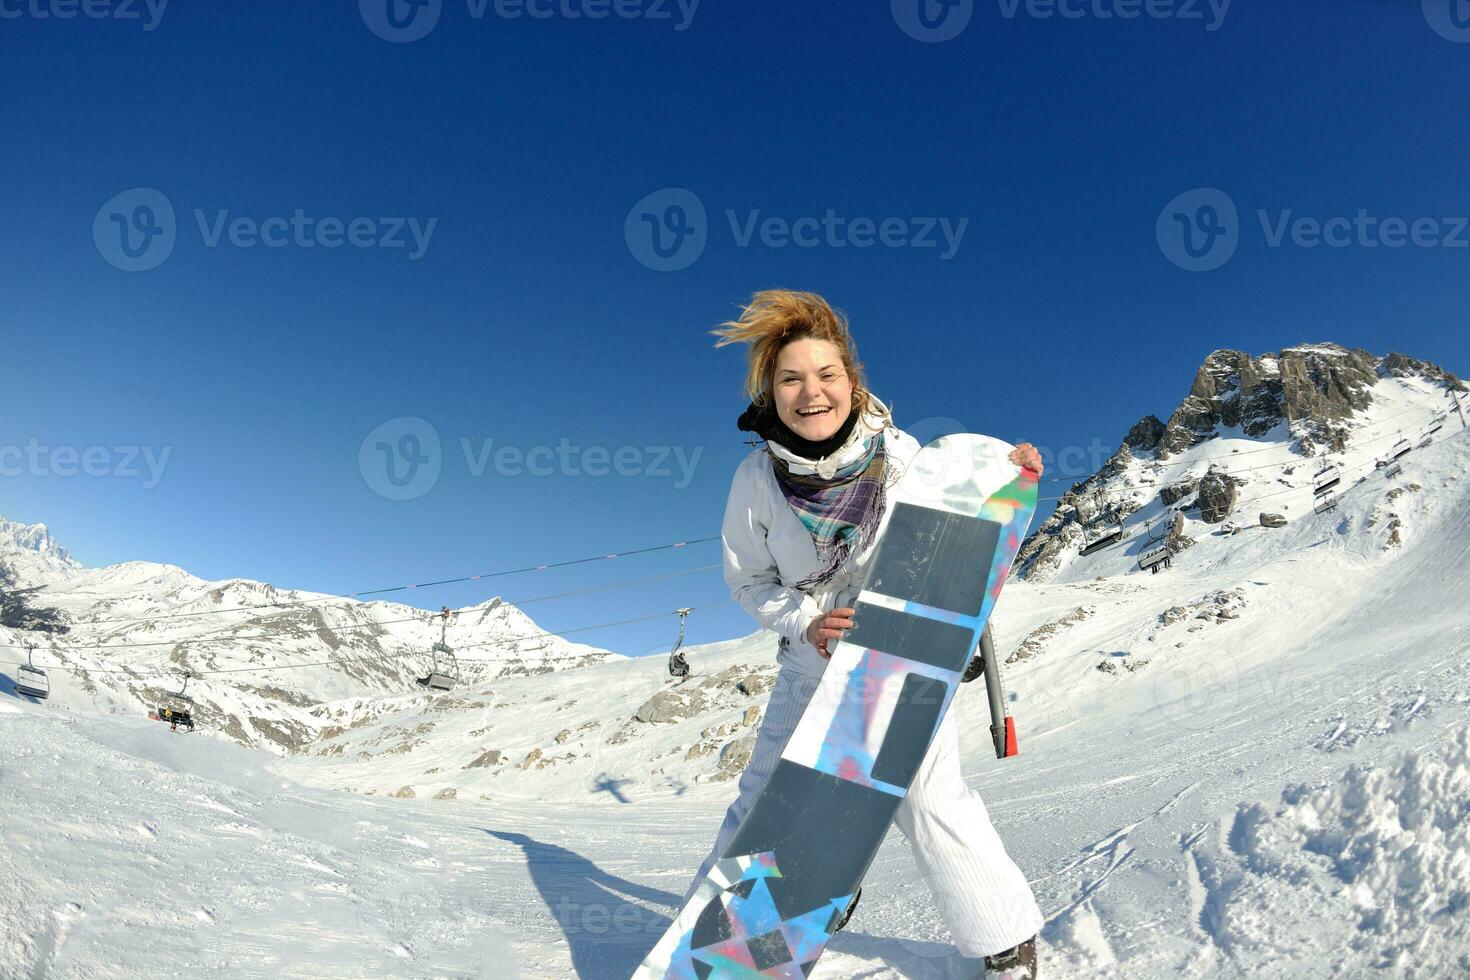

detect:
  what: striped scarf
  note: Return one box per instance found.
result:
[769,431,888,589]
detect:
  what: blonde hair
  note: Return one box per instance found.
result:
[711,289,887,427]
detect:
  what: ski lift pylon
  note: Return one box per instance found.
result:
[14,644,49,700]
[416,606,461,691]
[667,607,692,679]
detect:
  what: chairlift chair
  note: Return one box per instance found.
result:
[667,607,692,679]
[1312,462,1342,497]
[14,646,49,700]
[1390,433,1412,461]
[1078,518,1126,557]
[1143,509,1178,545]
[1313,494,1338,515]
[416,607,461,691]
[151,671,196,730]
[1384,461,1403,480]
[1137,544,1174,575]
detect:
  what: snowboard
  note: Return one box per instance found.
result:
[633,434,1038,979]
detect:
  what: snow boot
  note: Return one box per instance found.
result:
[832,887,861,932]
[982,934,1037,979]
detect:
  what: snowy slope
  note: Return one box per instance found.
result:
[3,354,1470,978]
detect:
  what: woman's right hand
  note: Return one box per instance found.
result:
[806,607,856,659]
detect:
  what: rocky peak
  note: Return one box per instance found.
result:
[1156,345,1388,456]
[1014,344,1463,582]
[0,518,71,562]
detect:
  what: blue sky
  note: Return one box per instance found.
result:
[2,0,1467,659]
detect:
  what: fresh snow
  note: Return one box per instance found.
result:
[2,382,1469,977]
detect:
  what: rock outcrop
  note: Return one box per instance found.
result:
[1016,345,1462,581]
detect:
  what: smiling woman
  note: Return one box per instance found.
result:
[654,289,1046,973]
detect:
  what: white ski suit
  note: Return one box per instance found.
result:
[684,402,1044,958]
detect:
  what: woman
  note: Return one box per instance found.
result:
[689,290,1044,978]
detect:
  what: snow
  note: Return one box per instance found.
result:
[2,377,1469,977]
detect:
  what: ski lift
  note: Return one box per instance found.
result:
[667,607,692,679]
[1417,432,1434,450]
[1143,509,1179,545]
[1137,544,1174,575]
[1383,461,1403,480]
[1313,494,1338,515]
[416,607,461,691]
[14,645,49,700]
[1079,521,1125,557]
[1081,499,1123,558]
[1390,433,1411,461]
[1427,410,1447,434]
[150,671,196,731]
[1312,462,1341,497]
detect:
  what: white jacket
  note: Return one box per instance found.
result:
[720,398,922,677]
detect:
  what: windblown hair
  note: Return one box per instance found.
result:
[710,289,886,427]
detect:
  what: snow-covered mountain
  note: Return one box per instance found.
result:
[0,531,620,754]
[3,343,1469,978]
[1018,344,1466,583]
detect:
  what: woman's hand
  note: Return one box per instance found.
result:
[805,607,856,659]
[1010,442,1044,477]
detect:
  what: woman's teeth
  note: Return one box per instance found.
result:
[797,407,830,417]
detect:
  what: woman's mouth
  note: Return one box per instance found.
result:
[796,407,831,419]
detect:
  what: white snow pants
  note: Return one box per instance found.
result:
[683,665,1045,958]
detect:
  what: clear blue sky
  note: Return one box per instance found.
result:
[2,0,1466,659]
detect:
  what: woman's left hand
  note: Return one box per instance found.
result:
[1010,442,1044,477]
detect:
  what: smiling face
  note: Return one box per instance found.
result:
[772,338,853,444]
